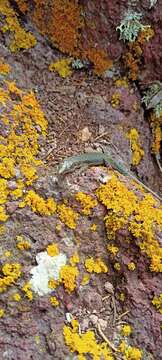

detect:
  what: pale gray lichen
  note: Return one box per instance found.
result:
[116,10,149,42]
[154,101,162,118]
[71,58,89,70]
[142,84,160,107]
[149,0,158,9]
[142,83,162,117]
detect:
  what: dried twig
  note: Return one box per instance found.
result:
[97,322,118,352]
[116,310,130,321]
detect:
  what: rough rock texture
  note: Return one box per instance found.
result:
[0,1,162,359]
[1,165,162,359]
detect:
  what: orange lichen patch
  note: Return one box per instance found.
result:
[96,176,162,272]
[152,294,162,314]
[33,0,83,55]
[85,48,113,76]
[57,204,79,229]
[0,0,36,52]
[149,112,162,155]
[85,257,108,273]
[127,128,144,166]
[111,92,121,108]
[63,319,114,359]
[75,192,98,215]
[22,282,33,301]
[123,27,154,80]
[49,58,72,78]
[0,60,11,75]
[15,0,29,13]
[47,243,59,257]
[60,265,79,293]
[50,296,59,307]
[19,190,57,216]
[0,263,21,293]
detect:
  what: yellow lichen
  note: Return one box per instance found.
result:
[90,223,97,231]
[3,250,12,257]
[12,292,21,301]
[107,244,119,256]
[0,59,11,74]
[49,58,72,78]
[60,265,79,293]
[63,319,114,359]
[152,294,162,314]
[0,0,37,52]
[114,262,121,271]
[128,128,144,166]
[127,262,136,271]
[80,274,90,286]
[111,92,121,108]
[69,252,80,266]
[22,282,33,301]
[19,190,57,216]
[115,77,129,88]
[96,175,162,272]
[47,243,59,257]
[84,257,108,273]
[0,308,5,317]
[119,340,142,359]
[50,296,59,307]
[16,240,31,251]
[75,192,98,215]
[0,262,21,293]
[48,278,59,289]
[0,78,49,223]
[119,292,125,302]
[121,324,132,337]
[57,204,79,229]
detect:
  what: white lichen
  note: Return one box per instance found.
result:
[116,10,149,42]
[29,251,67,296]
[149,0,157,9]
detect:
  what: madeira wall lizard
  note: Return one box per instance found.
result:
[57,152,162,202]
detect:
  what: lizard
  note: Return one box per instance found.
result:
[57,152,162,202]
